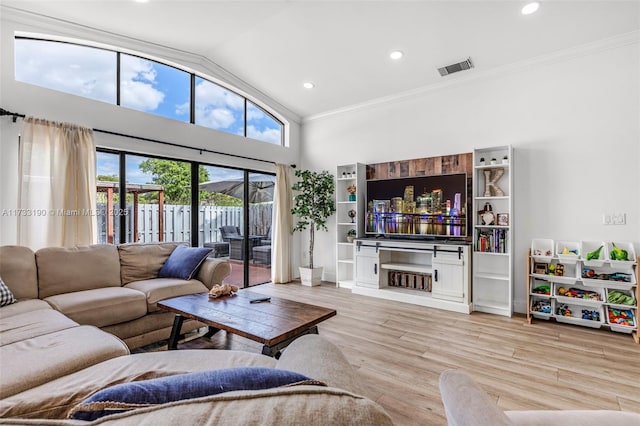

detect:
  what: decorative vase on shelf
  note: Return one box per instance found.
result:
[349,193,356,201]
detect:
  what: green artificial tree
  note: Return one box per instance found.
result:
[291,169,335,269]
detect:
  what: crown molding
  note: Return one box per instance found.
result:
[304,30,640,123]
[0,5,301,125]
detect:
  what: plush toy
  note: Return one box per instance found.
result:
[208,284,239,298]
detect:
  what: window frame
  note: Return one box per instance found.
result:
[14,36,285,146]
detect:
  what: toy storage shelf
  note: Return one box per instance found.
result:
[526,243,638,344]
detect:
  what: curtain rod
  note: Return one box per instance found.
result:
[1,108,295,168]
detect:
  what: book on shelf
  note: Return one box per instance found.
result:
[475,229,508,253]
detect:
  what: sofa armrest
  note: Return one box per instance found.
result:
[196,258,231,290]
[275,334,363,395]
[439,369,513,426]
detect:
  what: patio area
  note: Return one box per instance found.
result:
[223,259,272,287]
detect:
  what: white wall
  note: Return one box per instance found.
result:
[301,38,640,312]
[0,12,301,247]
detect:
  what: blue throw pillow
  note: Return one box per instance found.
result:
[68,367,324,420]
[158,245,212,280]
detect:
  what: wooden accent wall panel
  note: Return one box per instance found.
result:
[366,153,473,180]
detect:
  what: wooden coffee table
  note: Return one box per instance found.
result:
[157,291,336,357]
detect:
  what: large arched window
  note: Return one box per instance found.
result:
[14,37,284,145]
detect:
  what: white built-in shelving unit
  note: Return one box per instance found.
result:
[472,145,513,316]
[335,163,365,288]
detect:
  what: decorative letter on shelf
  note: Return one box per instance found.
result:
[483,168,505,197]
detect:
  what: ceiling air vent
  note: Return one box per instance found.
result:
[437,57,474,77]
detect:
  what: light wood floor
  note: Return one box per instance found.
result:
[180,282,640,425]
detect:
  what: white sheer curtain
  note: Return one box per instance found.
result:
[271,163,293,283]
[18,117,97,250]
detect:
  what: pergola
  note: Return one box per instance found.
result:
[96,181,165,243]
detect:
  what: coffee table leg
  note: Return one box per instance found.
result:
[261,326,319,358]
[204,326,221,338]
[167,315,185,350]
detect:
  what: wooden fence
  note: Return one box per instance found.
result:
[97,203,272,244]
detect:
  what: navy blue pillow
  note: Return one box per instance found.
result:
[68,367,324,420]
[158,245,212,280]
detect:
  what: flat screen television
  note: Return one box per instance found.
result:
[365,173,468,239]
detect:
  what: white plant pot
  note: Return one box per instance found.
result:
[299,266,323,287]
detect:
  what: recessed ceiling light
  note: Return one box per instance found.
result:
[521,2,540,15]
[134,0,149,3]
[303,82,315,89]
[389,50,404,60]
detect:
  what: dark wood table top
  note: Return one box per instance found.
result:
[157,291,336,347]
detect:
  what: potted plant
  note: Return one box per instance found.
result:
[346,229,357,243]
[291,169,336,286]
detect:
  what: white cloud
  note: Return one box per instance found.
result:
[246,125,281,144]
[196,107,236,129]
[15,39,116,103]
[195,79,244,110]
[175,102,189,116]
[120,56,164,112]
[246,103,265,121]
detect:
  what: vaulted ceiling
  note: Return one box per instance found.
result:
[3,1,639,120]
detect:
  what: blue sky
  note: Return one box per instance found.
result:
[15,38,282,144]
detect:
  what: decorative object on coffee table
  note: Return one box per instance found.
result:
[209,284,239,298]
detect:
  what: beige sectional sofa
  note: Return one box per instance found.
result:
[0,332,392,424]
[0,242,393,424]
[0,242,231,349]
[0,242,230,402]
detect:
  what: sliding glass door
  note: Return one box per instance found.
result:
[97,149,274,288]
[247,172,274,286]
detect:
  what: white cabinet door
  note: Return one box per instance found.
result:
[432,252,465,302]
[355,246,379,288]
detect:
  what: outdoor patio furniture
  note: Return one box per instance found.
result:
[252,245,272,265]
[203,242,230,258]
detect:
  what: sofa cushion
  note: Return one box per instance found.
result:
[36,245,121,298]
[69,367,323,421]
[118,242,181,285]
[439,369,513,426]
[0,308,78,346]
[276,334,363,395]
[124,278,208,312]
[0,277,17,307]
[0,299,52,319]
[44,287,147,328]
[0,246,38,299]
[158,245,213,280]
[0,349,277,419]
[81,387,394,426]
[0,325,129,399]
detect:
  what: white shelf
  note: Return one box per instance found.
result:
[475,272,509,281]
[336,163,366,288]
[380,262,432,274]
[472,145,513,317]
[474,196,509,200]
[475,164,509,170]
